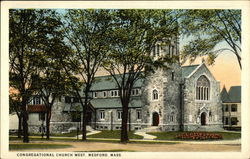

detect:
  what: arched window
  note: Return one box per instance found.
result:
[196,75,210,100]
[152,89,159,100]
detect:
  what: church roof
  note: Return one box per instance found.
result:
[91,96,142,109]
[221,86,241,103]
[91,74,144,91]
[63,96,142,111]
[181,64,200,78]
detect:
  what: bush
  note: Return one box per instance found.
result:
[176,132,222,140]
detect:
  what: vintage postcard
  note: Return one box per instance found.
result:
[1,1,250,159]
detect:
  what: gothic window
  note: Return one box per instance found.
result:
[152,89,159,100]
[196,75,210,100]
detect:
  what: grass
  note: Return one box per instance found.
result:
[147,131,241,140]
[9,143,72,150]
[88,130,143,139]
[10,130,89,137]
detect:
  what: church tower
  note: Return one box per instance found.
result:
[141,36,182,131]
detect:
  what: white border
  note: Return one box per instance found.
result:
[1,1,250,159]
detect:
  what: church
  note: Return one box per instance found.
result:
[27,39,223,133]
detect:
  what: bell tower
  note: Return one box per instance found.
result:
[141,36,182,131]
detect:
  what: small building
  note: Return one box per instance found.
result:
[221,86,241,130]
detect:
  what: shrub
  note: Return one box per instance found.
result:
[176,132,222,140]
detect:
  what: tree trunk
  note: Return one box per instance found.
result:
[46,107,52,139]
[81,98,88,141]
[120,100,129,143]
[21,99,29,143]
[17,115,22,138]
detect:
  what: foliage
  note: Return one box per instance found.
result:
[179,9,241,68]
[9,9,66,143]
[103,9,178,143]
[176,132,222,140]
[148,131,241,140]
[60,9,115,140]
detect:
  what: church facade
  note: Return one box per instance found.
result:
[27,40,223,133]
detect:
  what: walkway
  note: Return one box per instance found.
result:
[134,131,157,140]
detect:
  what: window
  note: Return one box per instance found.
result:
[170,115,174,122]
[171,71,174,81]
[231,117,238,125]
[132,89,140,96]
[196,75,210,100]
[135,89,139,95]
[231,104,237,112]
[137,110,141,120]
[93,92,98,98]
[39,112,45,121]
[225,117,229,125]
[100,110,105,120]
[103,91,107,98]
[152,89,159,100]
[65,96,71,103]
[224,105,229,112]
[170,112,175,122]
[117,110,122,120]
[110,90,119,97]
[33,96,41,105]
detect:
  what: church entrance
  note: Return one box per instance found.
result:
[201,112,206,125]
[86,112,92,125]
[152,112,159,126]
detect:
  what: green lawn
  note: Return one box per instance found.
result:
[147,131,241,140]
[88,130,143,139]
[9,143,72,150]
[9,130,90,137]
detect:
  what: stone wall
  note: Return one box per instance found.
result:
[183,64,223,131]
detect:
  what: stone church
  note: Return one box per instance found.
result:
[27,39,223,133]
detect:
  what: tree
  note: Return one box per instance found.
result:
[103,10,178,143]
[179,10,241,69]
[60,9,114,140]
[9,9,67,142]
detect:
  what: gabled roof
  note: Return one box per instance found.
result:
[228,86,241,103]
[221,86,241,103]
[181,64,200,78]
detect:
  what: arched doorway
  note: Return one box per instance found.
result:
[152,112,159,126]
[201,112,206,125]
